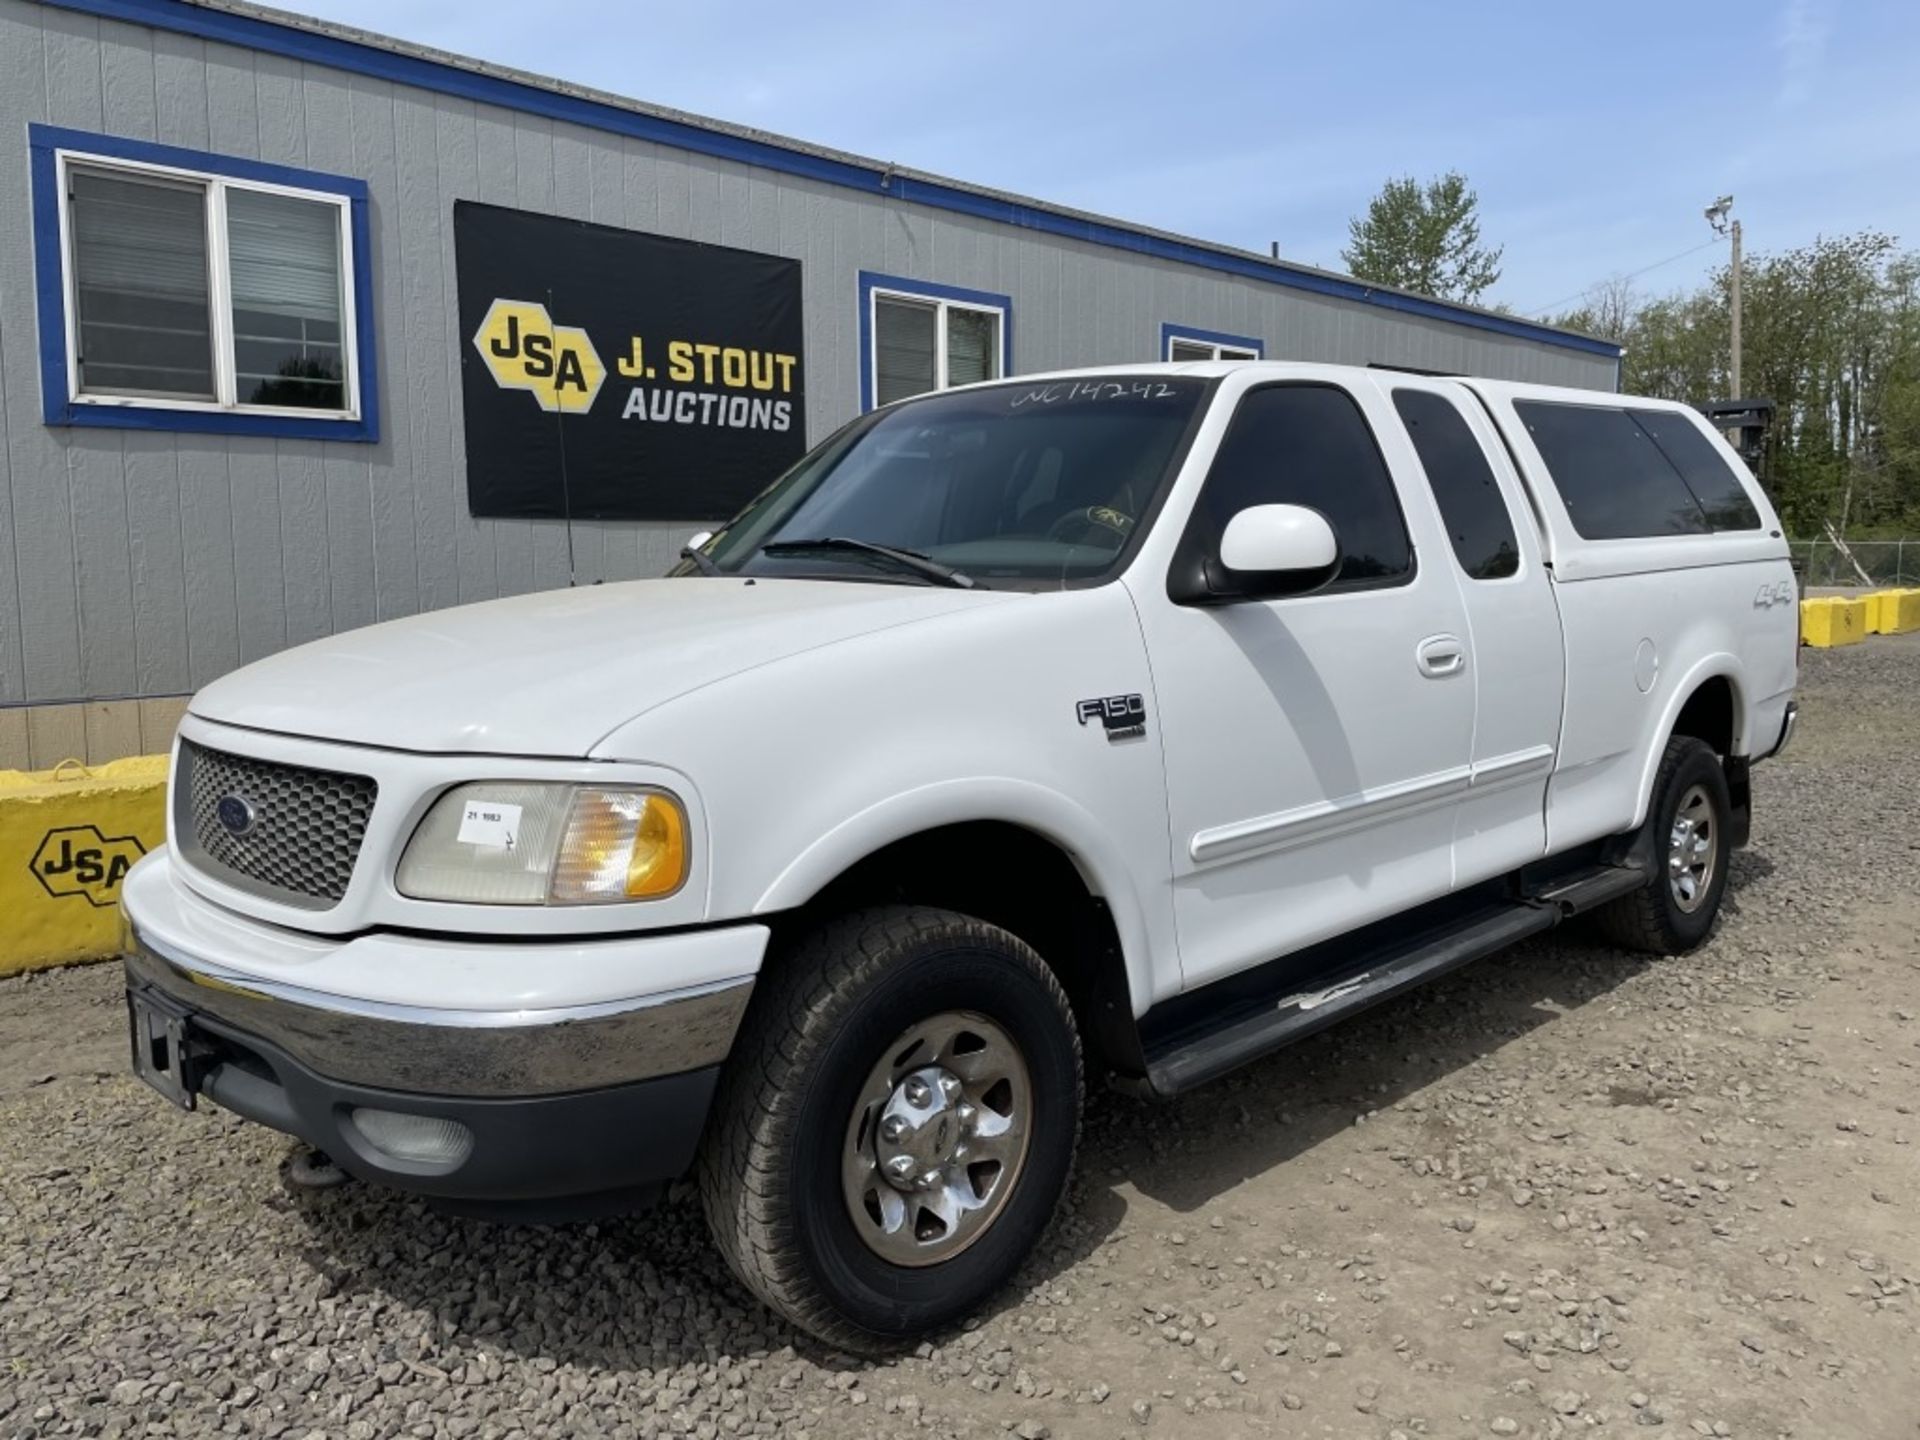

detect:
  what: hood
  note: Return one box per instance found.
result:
[190,578,1010,756]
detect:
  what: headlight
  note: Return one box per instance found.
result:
[395,782,689,905]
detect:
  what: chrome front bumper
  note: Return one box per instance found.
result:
[118,849,767,1099]
[119,858,768,1210]
[124,933,749,1210]
[125,933,753,1098]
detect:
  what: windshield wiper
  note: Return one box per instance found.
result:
[678,543,723,576]
[759,537,979,589]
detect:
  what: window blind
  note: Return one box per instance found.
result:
[227,189,343,322]
[69,168,214,399]
[875,295,937,406]
[946,307,998,387]
[226,188,346,408]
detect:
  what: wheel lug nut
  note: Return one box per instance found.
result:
[938,1073,961,1099]
[885,1155,915,1180]
[904,1078,931,1106]
[919,1170,941,1190]
[957,1102,977,1128]
[881,1116,907,1143]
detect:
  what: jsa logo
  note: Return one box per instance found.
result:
[31,825,146,907]
[473,299,606,414]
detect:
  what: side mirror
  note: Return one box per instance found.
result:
[1170,503,1340,604]
[685,529,715,552]
[1219,504,1338,577]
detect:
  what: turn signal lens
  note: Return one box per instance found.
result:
[626,790,689,898]
[549,788,688,903]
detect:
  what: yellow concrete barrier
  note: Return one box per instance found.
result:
[1864,591,1889,633]
[1879,588,1920,635]
[1800,596,1868,647]
[0,754,167,976]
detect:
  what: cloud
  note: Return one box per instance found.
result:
[1776,0,1834,107]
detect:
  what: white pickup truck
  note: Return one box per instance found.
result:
[122,361,1799,1350]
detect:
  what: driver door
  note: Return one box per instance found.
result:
[1130,379,1478,993]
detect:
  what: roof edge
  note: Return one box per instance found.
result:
[37,0,1622,360]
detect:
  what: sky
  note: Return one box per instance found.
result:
[293,0,1920,321]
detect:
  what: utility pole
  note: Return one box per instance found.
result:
[1705,195,1742,398]
[1728,216,1742,399]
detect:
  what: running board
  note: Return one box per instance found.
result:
[1141,864,1644,1097]
[1528,863,1648,915]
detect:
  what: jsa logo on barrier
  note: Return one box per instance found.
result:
[30,825,146,908]
[473,299,606,414]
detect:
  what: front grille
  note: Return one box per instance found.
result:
[178,742,378,908]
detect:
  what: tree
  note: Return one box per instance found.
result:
[1551,275,1639,343]
[1342,172,1504,303]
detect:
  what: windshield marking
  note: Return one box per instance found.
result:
[1009,380,1183,407]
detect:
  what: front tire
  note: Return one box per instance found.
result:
[697,906,1082,1352]
[1594,735,1732,955]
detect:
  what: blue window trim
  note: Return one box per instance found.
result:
[858,272,1014,413]
[1161,323,1265,360]
[28,122,379,442]
[38,0,1618,365]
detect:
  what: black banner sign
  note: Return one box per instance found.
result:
[454,201,806,521]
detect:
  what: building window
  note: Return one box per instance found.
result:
[1162,323,1263,363]
[30,124,377,441]
[859,272,1011,410]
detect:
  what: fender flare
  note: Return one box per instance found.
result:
[752,777,1159,1015]
[1629,654,1745,829]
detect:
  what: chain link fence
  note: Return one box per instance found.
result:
[1790,540,1915,587]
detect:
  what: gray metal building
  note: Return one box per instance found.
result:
[0,0,1621,768]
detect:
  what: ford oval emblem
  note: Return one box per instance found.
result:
[216,794,258,837]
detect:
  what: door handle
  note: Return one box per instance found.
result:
[1416,634,1467,678]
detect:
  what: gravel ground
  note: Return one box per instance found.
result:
[4,635,1919,1440]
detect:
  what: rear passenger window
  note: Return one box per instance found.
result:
[1193,385,1412,587]
[1392,389,1520,579]
[1515,401,1710,539]
[1630,410,1763,530]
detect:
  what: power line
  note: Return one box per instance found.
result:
[1523,238,1723,320]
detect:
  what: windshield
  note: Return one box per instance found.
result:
[694,377,1210,587]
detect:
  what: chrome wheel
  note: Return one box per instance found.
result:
[1667,782,1718,913]
[841,1011,1032,1267]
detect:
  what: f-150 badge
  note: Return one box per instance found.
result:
[1077,693,1147,741]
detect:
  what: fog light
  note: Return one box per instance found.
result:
[349,1108,474,1167]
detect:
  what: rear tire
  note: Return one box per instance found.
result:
[1593,735,1731,955]
[697,905,1082,1353]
